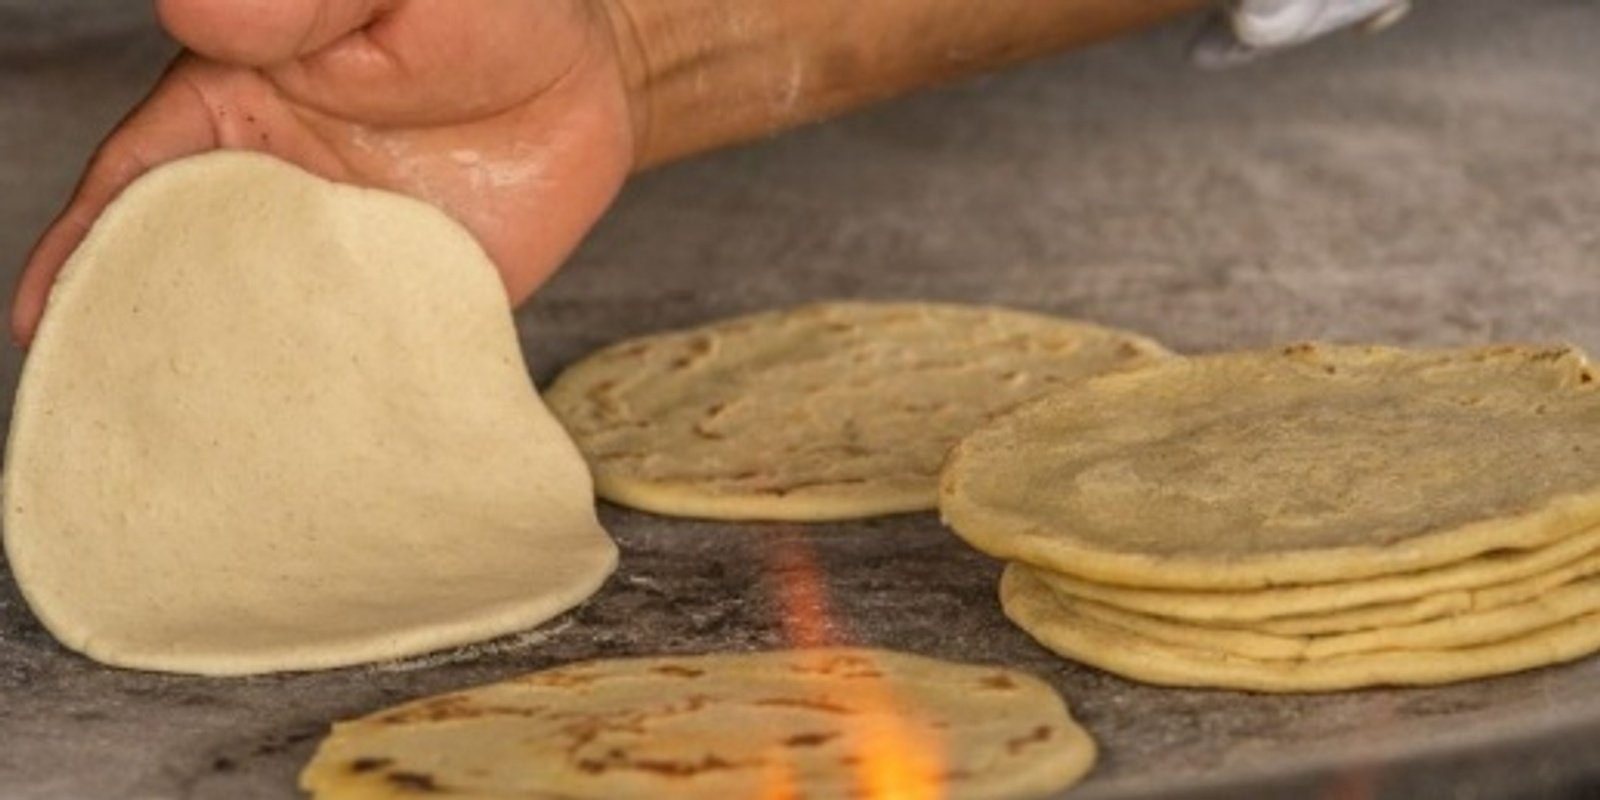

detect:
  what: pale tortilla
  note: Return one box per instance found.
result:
[942,343,1600,590]
[1002,565,1600,692]
[545,301,1170,521]
[2,151,618,676]
[300,648,1096,800]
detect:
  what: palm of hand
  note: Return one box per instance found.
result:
[14,0,635,343]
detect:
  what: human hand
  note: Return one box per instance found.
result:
[12,0,636,345]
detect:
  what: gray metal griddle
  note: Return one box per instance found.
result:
[3,1,1599,797]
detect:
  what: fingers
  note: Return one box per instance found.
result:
[11,65,220,347]
[155,0,394,67]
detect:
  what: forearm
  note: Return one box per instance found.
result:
[598,0,1208,170]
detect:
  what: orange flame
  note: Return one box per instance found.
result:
[767,535,839,650]
[760,742,801,800]
[762,534,945,800]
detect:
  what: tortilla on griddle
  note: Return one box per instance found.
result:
[941,342,1600,590]
[1039,566,1600,661]
[1002,565,1600,692]
[1031,526,1600,632]
[546,300,1169,521]
[300,648,1097,799]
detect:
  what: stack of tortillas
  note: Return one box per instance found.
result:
[300,648,1097,799]
[546,300,1170,521]
[941,342,1600,692]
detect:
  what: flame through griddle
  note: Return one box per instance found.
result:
[762,534,945,800]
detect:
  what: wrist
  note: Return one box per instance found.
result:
[593,0,806,170]
[593,0,1210,171]
[591,0,654,169]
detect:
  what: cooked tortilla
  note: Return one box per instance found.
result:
[942,343,1600,590]
[1032,526,1600,631]
[546,300,1170,521]
[1043,567,1600,661]
[301,648,1096,799]
[1002,565,1600,692]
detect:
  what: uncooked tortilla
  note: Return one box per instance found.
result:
[300,648,1097,799]
[2,151,618,676]
[545,300,1170,521]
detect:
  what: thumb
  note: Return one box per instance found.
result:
[155,0,394,66]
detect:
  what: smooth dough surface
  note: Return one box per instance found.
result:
[300,648,1096,800]
[2,151,618,675]
[942,343,1600,589]
[1001,565,1600,693]
[546,300,1170,521]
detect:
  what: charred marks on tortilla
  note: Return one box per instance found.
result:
[822,654,882,675]
[578,751,741,777]
[349,757,395,774]
[651,664,707,679]
[639,755,740,776]
[785,731,842,748]
[1531,347,1573,362]
[1006,725,1057,755]
[755,697,855,715]
[788,655,886,680]
[676,694,714,714]
[668,337,715,369]
[377,695,472,724]
[692,421,726,441]
[978,673,1019,691]
[387,770,443,792]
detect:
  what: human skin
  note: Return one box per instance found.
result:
[10,0,1205,345]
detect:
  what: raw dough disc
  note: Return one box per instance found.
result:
[546,300,1170,521]
[2,151,618,676]
[941,343,1600,590]
[1001,565,1600,692]
[300,647,1097,800]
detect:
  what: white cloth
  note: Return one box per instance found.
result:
[1192,0,1411,67]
